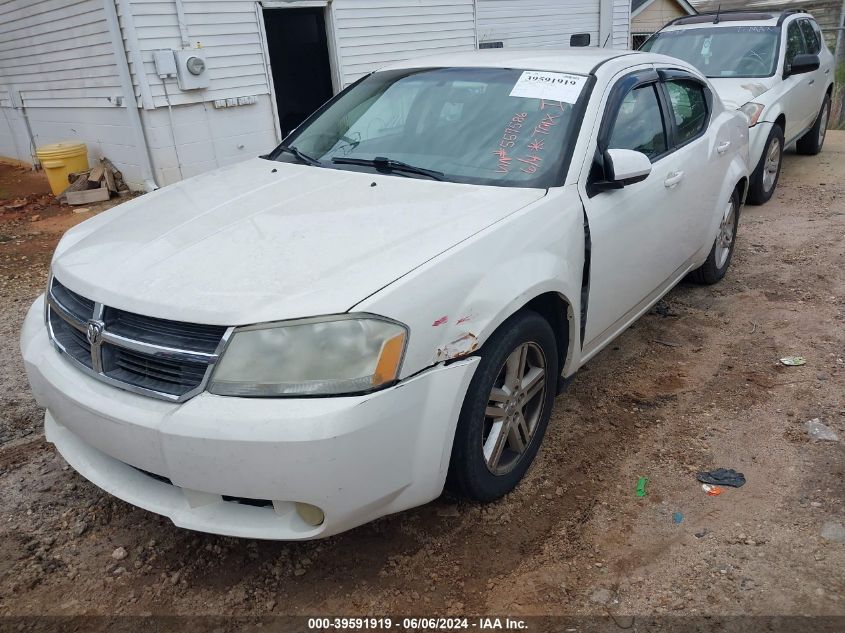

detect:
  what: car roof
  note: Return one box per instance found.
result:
[662,9,810,30]
[379,48,641,76]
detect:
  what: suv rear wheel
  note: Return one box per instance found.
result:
[747,124,783,205]
[796,95,830,156]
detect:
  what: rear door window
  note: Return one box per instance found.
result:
[798,19,821,54]
[665,80,709,145]
[785,21,808,68]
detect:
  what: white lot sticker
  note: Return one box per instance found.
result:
[509,71,587,104]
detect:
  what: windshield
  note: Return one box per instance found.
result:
[273,67,590,188]
[641,26,780,78]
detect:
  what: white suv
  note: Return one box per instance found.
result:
[642,9,834,204]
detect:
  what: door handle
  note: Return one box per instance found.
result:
[808,79,815,85]
[717,141,731,154]
[664,171,684,188]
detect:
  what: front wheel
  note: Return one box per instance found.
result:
[447,310,557,502]
[747,124,783,205]
[690,189,740,285]
[796,95,830,156]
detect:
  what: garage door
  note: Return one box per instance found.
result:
[476,0,601,48]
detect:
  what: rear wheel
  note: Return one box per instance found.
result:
[690,189,740,285]
[747,124,783,205]
[447,310,557,502]
[796,95,830,156]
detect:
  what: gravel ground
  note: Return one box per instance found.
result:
[0,135,843,623]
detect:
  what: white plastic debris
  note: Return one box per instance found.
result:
[804,418,839,442]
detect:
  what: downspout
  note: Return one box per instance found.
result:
[102,0,159,191]
[174,0,191,48]
[115,0,155,110]
[599,0,614,48]
[472,0,479,49]
[6,89,39,168]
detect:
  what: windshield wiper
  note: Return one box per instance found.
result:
[275,144,323,167]
[331,156,444,181]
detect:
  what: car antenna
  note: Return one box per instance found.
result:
[601,32,611,47]
[714,4,721,24]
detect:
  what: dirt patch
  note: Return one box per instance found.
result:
[0,135,843,620]
[0,165,51,200]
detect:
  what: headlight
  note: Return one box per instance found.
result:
[208,315,408,397]
[739,102,765,127]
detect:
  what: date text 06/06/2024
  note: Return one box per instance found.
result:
[306,617,528,630]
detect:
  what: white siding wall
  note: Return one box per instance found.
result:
[612,0,631,48]
[331,0,477,87]
[143,94,276,185]
[2,0,633,187]
[118,0,276,186]
[0,0,123,108]
[477,0,600,48]
[120,0,271,108]
[0,0,148,185]
[476,0,630,49]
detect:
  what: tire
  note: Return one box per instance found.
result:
[747,124,783,205]
[690,189,740,285]
[796,95,830,156]
[447,310,557,502]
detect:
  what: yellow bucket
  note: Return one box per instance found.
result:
[35,142,89,195]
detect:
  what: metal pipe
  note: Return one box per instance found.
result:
[174,0,191,48]
[102,0,159,190]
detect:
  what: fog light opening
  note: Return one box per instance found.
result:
[295,502,325,527]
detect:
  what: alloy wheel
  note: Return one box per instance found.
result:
[819,102,829,147]
[762,137,781,193]
[714,197,736,269]
[482,342,547,475]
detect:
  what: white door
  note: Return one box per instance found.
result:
[475,0,600,48]
[579,69,703,349]
[659,70,729,256]
[781,19,816,140]
[797,17,829,122]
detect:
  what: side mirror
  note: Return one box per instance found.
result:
[586,149,652,197]
[604,149,652,185]
[785,53,820,77]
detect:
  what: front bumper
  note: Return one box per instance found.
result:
[21,295,479,539]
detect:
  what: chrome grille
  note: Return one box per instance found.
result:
[46,277,231,402]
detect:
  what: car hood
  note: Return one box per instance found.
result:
[707,77,776,110]
[52,159,545,325]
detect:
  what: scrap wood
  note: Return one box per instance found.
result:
[101,158,127,191]
[88,165,105,183]
[66,187,110,205]
[57,173,91,200]
[103,164,117,192]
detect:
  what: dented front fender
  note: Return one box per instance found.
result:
[353,185,586,379]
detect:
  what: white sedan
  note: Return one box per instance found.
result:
[21,49,749,539]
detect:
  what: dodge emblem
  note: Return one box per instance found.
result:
[86,320,105,345]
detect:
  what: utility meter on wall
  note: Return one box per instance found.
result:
[175,49,209,90]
